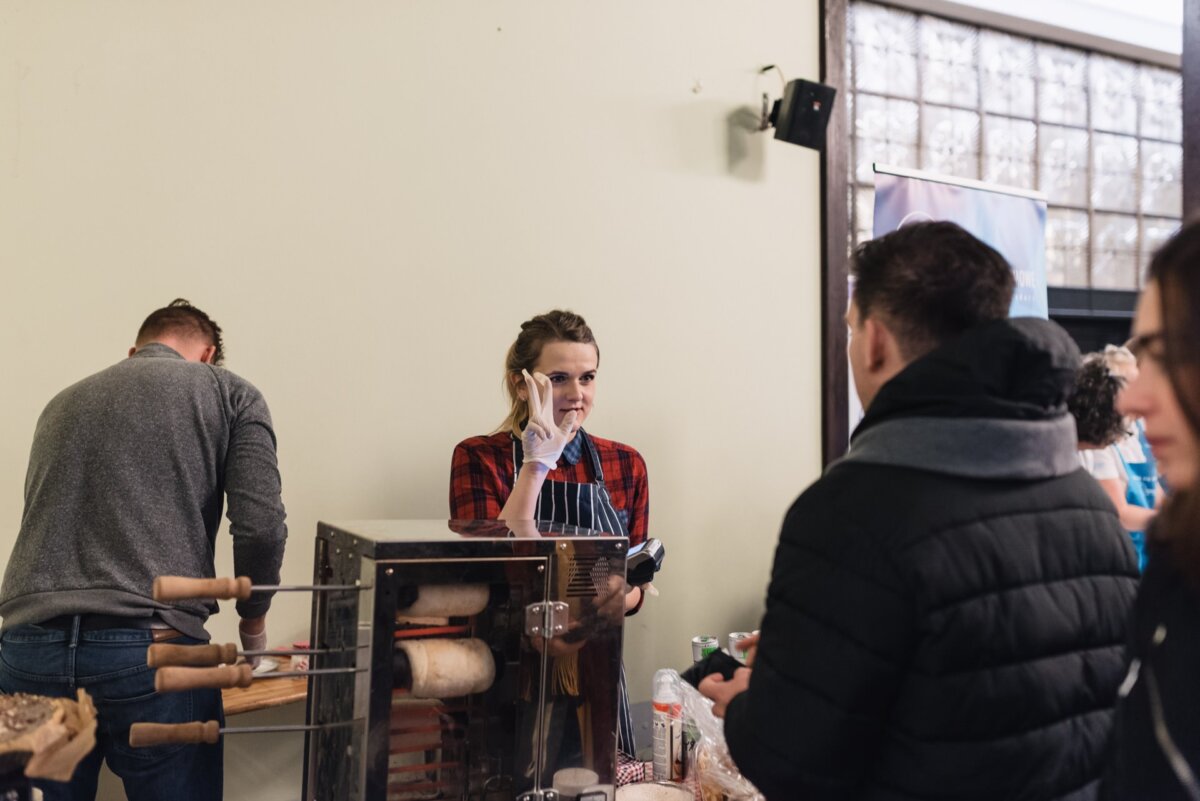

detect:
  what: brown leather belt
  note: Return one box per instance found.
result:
[38,614,183,641]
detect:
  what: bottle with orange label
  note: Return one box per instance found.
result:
[651,669,683,782]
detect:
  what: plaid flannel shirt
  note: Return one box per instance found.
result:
[449,430,649,546]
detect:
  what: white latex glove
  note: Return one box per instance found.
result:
[238,620,268,668]
[520,369,579,470]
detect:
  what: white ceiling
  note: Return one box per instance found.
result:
[952,0,1182,54]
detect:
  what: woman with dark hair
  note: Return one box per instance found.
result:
[1070,354,1129,452]
[1069,354,1152,568]
[449,309,649,768]
[1104,222,1200,800]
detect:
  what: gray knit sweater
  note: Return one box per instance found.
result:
[0,343,288,640]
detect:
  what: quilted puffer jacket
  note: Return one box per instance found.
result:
[724,318,1140,801]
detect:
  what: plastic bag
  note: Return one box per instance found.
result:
[661,669,765,801]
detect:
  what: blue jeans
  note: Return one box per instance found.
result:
[0,621,223,801]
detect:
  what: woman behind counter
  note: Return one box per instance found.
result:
[1104,222,1200,799]
[449,309,649,759]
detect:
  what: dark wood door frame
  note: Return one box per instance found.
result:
[820,0,851,466]
[1186,0,1200,218]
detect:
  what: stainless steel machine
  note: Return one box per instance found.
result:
[303,519,629,801]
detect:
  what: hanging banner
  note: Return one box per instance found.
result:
[871,165,1049,318]
[849,165,1051,434]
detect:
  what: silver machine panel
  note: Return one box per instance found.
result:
[302,520,628,801]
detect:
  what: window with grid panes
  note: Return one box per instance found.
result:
[846,1,1183,290]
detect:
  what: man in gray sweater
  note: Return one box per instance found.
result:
[0,299,288,801]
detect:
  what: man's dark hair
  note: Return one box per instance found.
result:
[136,299,225,366]
[1068,356,1128,447]
[851,221,1016,359]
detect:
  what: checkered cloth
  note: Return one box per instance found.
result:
[617,756,650,786]
[620,757,705,800]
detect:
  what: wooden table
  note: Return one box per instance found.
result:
[221,677,308,716]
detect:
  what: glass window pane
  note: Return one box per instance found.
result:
[983,115,1036,190]
[851,3,919,99]
[1038,44,1088,127]
[1140,217,1181,286]
[1092,133,1139,213]
[844,89,856,165]
[847,184,859,252]
[1090,55,1138,135]
[1046,209,1089,288]
[920,17,978,107]
[856,186,876,245]
[1092,213,1140,289]
[1038,125,1089,207]
[845,0,1184,297]
[845,14,856,84]
[1141,141,1182,218]
[854,94,920,183]
[921,106,980,179]
[981,31,1036,118]
[1141,67,1182,142]
[847,186,861,257]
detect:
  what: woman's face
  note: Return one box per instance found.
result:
[520,340,599,430]
[1119,281,1200,490]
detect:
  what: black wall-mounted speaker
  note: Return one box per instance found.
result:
[769,79,837,151]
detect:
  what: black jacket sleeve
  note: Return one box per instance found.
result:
[724,478,913,800]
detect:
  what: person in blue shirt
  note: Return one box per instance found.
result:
[1103,344,1165,570]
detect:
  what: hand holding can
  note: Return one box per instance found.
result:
[691,635,718,663]
[738,632,760,666]
[728,631,760,665]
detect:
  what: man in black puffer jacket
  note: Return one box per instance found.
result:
[702,222,1139,800]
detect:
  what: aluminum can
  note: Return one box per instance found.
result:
[728,632,754,661]
[691,635,718,663]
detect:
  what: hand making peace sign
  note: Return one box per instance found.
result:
[519,369,579,470]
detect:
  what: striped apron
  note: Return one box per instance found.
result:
[513,430,638,757]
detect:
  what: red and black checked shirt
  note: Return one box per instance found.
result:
[449,430,649,547]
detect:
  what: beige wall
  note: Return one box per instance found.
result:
[0,2,822,798]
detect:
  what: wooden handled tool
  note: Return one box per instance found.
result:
[147,643,240,668]
[154,663,362,690]
[153,576,363,602]
[129,721,221,747]
[155,664,253,693]
[147,643,341,668]
[153,576,252,601]
[129,719,357,748]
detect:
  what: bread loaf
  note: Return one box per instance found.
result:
[0,690,97,782]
